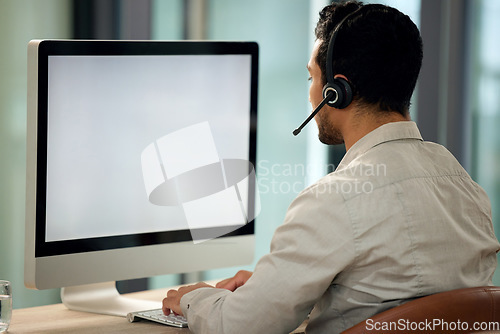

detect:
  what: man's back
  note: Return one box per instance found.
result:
[307,121,499,332]
[166,122,499,334]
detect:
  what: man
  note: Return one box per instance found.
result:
[163,1,500,333]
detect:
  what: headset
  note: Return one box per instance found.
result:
[293,6,364,136]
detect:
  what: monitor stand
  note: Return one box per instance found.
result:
[61,281,161,317]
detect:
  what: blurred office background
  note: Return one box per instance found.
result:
[0,0,499,309]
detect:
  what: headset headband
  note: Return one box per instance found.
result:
[325,6,364,85]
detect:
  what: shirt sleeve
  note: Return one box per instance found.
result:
[180,182,356,334]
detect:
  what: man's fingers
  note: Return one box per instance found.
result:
[215,277,240,291]
[162,289,183,316]
[162,297,172,315]
[167,289,178,298]
[215,270,253,291]
[215,278,232,289]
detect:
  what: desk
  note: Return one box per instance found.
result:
[9,288,307,333]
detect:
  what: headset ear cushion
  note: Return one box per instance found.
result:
[335,77,353,109]
[323,77,353,109]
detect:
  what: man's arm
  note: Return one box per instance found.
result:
[164,183,355,333]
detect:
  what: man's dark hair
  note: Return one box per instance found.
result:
[315,1,423,115]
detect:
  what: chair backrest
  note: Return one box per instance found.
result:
[342,286,500,334]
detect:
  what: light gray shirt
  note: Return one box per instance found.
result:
[181,121,500,334]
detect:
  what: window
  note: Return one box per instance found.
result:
[469,0,500,284]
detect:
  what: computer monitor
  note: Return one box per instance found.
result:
[25,40,258,316]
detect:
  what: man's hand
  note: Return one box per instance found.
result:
[215,270,253,292]
[162,282,213,316]
[162,271,253,316]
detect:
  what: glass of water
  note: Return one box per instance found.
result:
[0,280,12,333]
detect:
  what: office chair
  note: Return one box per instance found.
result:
[342,286,500,334]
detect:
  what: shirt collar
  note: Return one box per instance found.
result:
[336,121,423,171]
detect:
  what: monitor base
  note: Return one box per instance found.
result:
[61,281,161,317]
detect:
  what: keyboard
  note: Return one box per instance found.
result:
[127,308,188,328]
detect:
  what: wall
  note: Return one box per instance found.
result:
[0,0,71,308]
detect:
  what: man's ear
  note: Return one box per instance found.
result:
[334,74,349,82]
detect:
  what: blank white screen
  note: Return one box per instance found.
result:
[45,55,252,242]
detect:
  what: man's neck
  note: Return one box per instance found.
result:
[342,111,410,151]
